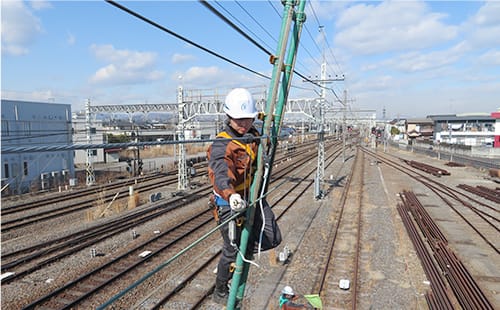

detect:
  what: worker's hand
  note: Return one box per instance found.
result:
[229,194,246,212]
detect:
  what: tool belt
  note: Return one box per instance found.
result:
[208,194,218,221]
[208,193,245,225]
[208,193,230,222]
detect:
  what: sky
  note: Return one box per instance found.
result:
[1,0,499,119]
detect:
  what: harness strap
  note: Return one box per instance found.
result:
[217,131,256,192]
[217,131,256,161]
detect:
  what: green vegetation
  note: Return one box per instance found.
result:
[107,134,130,143]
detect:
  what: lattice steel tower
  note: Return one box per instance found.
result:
[85,99,95,186]
[177,85,188,191]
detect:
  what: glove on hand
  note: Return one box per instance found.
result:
[229,194,246,212]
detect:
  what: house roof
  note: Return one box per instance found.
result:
[427,114,494,122]
[407,118,433,124]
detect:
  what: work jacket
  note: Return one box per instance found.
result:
[279,295,310,309]
[207,123,259,203]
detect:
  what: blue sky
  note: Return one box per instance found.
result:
[2,0,499,119]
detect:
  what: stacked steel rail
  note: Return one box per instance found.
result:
[457,184,500,204]
[397,190,494,310]
[402,159,450,176]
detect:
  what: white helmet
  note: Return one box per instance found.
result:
[281,285,295,296]
[224,88,257,119]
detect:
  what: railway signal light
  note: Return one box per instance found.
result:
[126,159,132,173]
[138,159,143,174]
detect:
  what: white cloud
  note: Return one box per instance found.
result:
[66,32,76,46]
[180,66,224,86]
[29,0,52,11]
[173,66,260,90]
[477,49,500,66]
[462,1,500,47]
[389,42,467,73]
[334,1,458,55]
[306,0,347,21]
[470,1,500,26]
[171,53,196,64]
[1,0,44,56]
[89,44,164,85]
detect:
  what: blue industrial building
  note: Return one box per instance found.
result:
[1,99,75,194]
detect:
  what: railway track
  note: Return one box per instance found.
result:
[1,142,319,233]
[0,186,211,283]
[398,190,494,309]
[362,147,499,255]
[0,173,182,233]
[361,147,498,309]
[1,142,329,281]
[255,144,498,309]
[140,142,345,309]
[4,141,496,309]
[298,146,364,309]
[0,140,340,309]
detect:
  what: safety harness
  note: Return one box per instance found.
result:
[216,131,256,192]
[209,130,257,222]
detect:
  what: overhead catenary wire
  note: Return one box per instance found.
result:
[265,0,322,78]
[302,1,346,103]
[199,0,272,57]
[244,0,320,79]
[3,2,345,154]
[105,0,335,98]
[233,0,279,46]
[3,1,345,108]
[307,1,344,76]
[105,0,269,80]
[267,0,344,101]
[197,1,336,95]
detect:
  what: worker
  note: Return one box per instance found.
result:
[207,88,281,304]
[279,286,313,309]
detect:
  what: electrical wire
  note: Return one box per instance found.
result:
[105,0,269,80]
[199,0,272,56]
[234,0,278,46]
[233,0,318,79]
[106,1,335,98]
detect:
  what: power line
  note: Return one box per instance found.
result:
[306,2,345,79]
[234,0,278,46]
[200,0,318,91]
[106,1,333,99]
[265,0,322,77]
[199,0,272,56]
[105,0,270,80]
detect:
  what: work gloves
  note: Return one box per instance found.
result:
[229,193,246,212]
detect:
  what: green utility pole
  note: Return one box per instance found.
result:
[226,1,307,309]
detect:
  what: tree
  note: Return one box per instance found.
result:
[107,134,129,143]
[390,126,400,136]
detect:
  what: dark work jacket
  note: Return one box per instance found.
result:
[207,123,259,202]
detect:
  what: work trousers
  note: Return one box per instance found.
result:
[216,200,281,284]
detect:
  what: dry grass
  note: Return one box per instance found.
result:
[86,188,140,221]
[120,142,210,160]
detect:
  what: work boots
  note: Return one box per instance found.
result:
[212,279,229,304]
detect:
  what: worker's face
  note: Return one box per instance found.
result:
[229,117,254,135]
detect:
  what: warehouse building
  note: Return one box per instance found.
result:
[1,99,75,194]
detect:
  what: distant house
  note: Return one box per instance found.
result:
[406,118,434,142]
[428,113,495,146]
